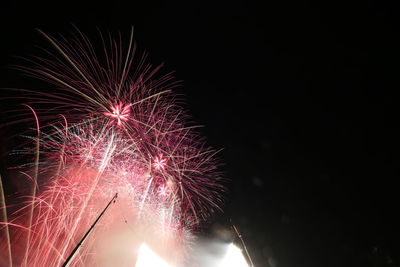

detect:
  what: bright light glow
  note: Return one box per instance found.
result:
[218,244,249,267]
[135,243,174,267]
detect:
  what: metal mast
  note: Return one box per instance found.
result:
[62,193,118,267]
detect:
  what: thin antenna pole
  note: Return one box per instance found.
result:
[232,224,255,267]
[62,193,118,267]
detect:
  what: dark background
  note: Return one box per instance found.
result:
[1,1,400,267]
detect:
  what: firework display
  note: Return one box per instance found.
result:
[0,28,224,266]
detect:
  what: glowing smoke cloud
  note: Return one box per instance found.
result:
[0,28,224,266]
[218,244,249,267]
[135,243,173,267]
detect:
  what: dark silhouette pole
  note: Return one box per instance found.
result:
[62,193,118,267]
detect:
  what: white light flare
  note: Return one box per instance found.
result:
[135,243,174,267]
[218,243,249,267]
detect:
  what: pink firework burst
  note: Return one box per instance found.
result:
[103,102,131,126]
[0,27,224,266]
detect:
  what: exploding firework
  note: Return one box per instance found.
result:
[0,27,224,266]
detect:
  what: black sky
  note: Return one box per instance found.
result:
[1,1,400,267]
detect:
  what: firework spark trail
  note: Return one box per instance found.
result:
[0,27,224,266]
[0,174,12,267]
[21,104,40,267]
[55,135,116,267]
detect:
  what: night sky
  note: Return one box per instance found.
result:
[1,1,400,267]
